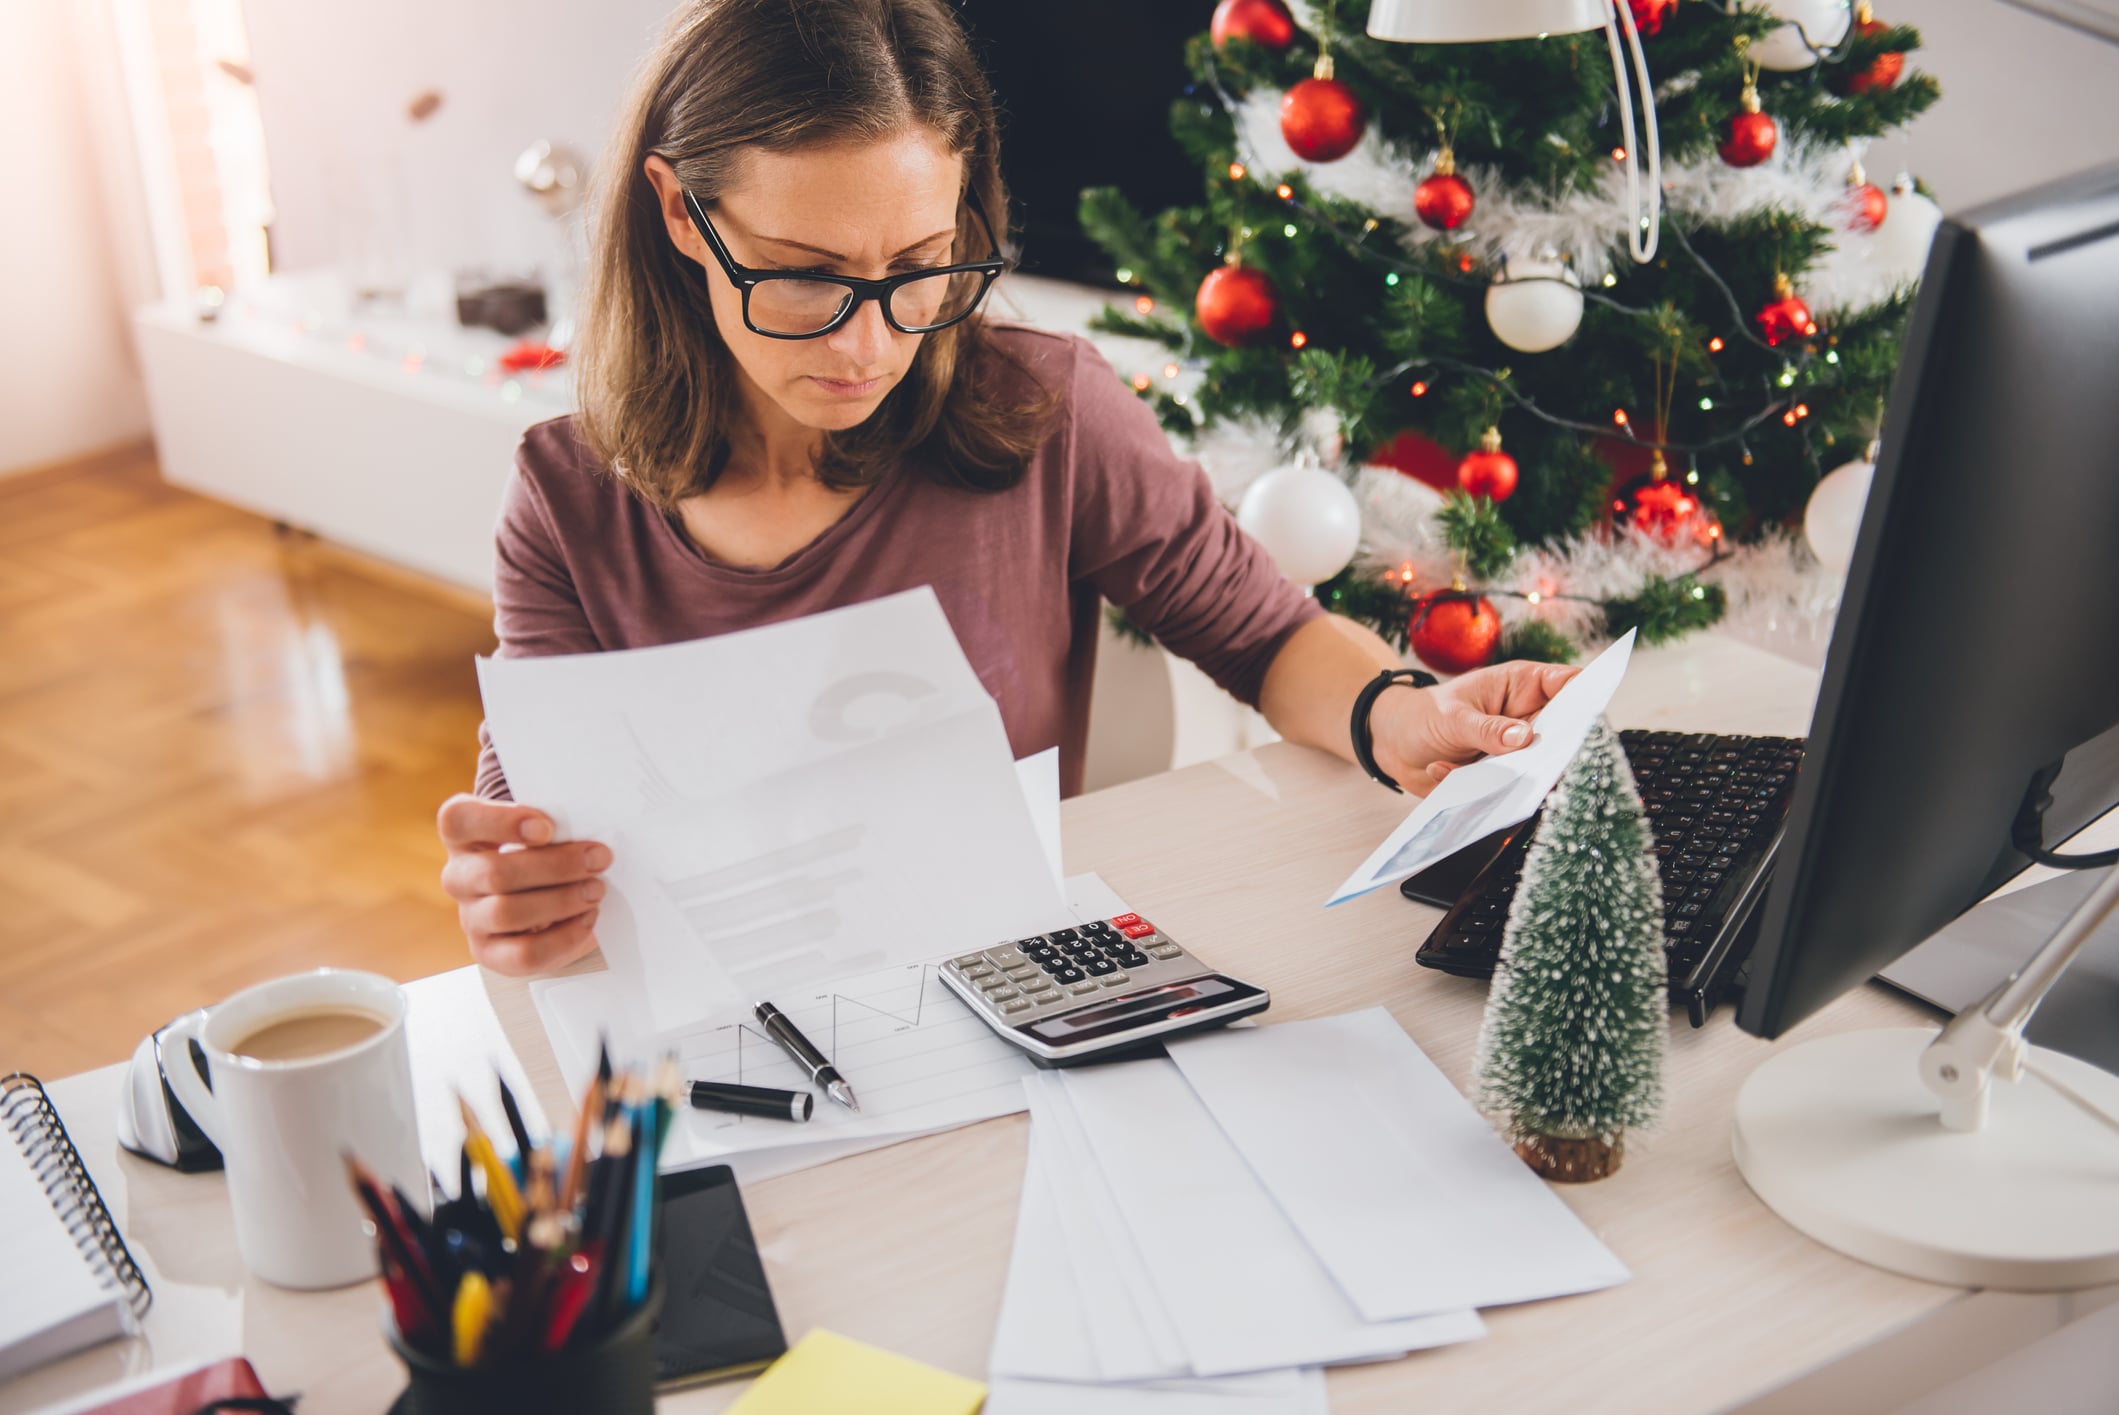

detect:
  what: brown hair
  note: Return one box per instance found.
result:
[574,0,1057,510]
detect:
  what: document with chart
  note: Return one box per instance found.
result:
[529,872,1130,1184]
[479,588,1072,1035]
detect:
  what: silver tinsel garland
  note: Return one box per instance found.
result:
[1187,417,1849,664]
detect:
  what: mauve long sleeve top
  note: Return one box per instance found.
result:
[473,324,1321,800]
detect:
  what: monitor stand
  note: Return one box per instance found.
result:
[1732,863,2119,1290]
[1731,1028,2119,1288]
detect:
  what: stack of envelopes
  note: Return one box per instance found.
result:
[985,1007,1631,1414]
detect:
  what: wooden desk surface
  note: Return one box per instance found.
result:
[14,637,1989,1415]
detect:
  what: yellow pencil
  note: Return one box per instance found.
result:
[452,1270,493,1367]
[459,1096,527,1240]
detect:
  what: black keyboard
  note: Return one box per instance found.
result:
[1409,730,1805,1026]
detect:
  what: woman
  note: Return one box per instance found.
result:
[439,0,1575,975]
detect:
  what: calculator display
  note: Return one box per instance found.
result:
[1023,978,1261,1045]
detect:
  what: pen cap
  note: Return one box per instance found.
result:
[385,1278,662,1415]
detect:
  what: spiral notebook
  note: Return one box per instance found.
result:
[1,1074,152,1384]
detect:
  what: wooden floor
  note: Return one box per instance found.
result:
[1,445,496,1079]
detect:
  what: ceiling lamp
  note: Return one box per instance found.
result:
[1366,0,1662,263]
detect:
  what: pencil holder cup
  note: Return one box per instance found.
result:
[385,1281,662,1415]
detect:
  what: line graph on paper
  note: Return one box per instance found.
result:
[669,958,1033,1141]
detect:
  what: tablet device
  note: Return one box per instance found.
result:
[653,1164,788,1388]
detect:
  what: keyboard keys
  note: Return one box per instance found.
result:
[1420,729,1804,1014]
[1121,922,1156,939]
[1111,913,1142,928]
[1054,967,1086,984]
[1085,959,1117,976]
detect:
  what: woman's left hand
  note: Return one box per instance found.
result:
[1367,660,1580,794]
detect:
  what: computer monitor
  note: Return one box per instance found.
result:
[1737,161,2119,1040]
[1727,161,2119,1292]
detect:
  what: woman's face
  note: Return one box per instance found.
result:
[645,129,967,438]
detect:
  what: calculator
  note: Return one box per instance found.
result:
[939,913,1269,1065]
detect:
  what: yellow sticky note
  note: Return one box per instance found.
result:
[729,1329,986,1415]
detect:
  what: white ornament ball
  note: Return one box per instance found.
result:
[1753,0,1851,69]
[1485,259,1584,353]
[1866,185,1943,281]
[1237,463,1363,587]
[1805,456,1875,572]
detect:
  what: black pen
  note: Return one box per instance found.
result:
[689,1079,814,1122]
[754,1001,860,1112]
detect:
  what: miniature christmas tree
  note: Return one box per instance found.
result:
[1474,718,1667,1181]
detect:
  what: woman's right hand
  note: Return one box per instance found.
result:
[437,794,612,976]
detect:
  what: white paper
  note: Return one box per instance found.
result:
[1014,1075,1192,1382]
[403,966,548,1180]
[528,873,1137,1184]
[1329,631,1637,905]
[990,1126,1106,1383]
[1058,1059,1484,1377]
[1166,1009,1631,1322]
[1018,746,1064,887]
[478,588,1071,1032]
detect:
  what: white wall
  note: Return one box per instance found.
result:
[1867,0,2119,211]
[0,0,151,476]
[241,0,682,281]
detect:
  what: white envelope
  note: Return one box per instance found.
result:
[1328,629,1636,904]
[1018,1074,1192,1382]
[1057,1058,1484,1377]
[1165,1008,1631,1322]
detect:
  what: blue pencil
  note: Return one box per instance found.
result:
[625,1089,656,1307]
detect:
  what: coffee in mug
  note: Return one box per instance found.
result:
[230,1006,389,1062]
[158,969,427,1289]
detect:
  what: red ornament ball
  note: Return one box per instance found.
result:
[1755,285,1817,347]
[1627,0,1678,36]
[1614,464,1720,546]
[1846,181,1889,232]
[1411,593,1502,675]
[1455,428,1518,502]
[1195,264,1280,347]
[1280,78,1366,164]
[1834,11,1905,94]
[1210,0,1296,52]
[1414,170,1476,232]
[1719,109,1778,168]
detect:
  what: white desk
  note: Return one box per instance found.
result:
[10,635,2115,1415]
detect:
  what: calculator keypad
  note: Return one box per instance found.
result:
[941,916,1205,1023]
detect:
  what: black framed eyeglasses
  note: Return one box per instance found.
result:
[682,188,1007,340]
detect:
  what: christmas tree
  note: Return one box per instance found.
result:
[1081,0,1941,668]
[1473,718,1667,1181]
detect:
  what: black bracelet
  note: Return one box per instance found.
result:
[1351,667,1439,793]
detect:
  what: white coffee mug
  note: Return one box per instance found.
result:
[161,968,428,1290]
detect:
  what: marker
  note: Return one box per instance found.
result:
[689,1078,814,1122]
[754,1001,861,1112]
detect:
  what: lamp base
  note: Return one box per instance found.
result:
[1732,1028,2119,1290]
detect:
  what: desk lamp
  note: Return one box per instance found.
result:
[1365,0,1662,262]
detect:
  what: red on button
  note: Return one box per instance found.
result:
[1111,913,1142,928]
[1122,922,1155,939]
